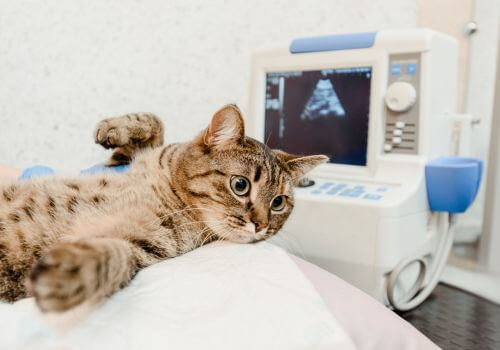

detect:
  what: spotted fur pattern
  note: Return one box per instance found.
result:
[0,105,327,312]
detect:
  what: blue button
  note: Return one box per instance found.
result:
[336,183,348,187]
[327,189,340,195]
[339,190,352,196]
[319,182,334,189]
[407,63,417,75]
[349,192,363,198]
[391,64,401,75]
[364,194,382,200]
[353,185,365,190]
[311,190,322,195]
[376,187,388,192]
[350,188,364,192]
[351,191,365,196]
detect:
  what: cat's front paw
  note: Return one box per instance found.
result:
[94,118,130,149]
[28,243,99,312]
[94,113,163,149]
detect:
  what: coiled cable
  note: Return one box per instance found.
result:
[387,212,457,311]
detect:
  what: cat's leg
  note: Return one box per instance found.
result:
[28,210,178,312]
[94,113,164,166]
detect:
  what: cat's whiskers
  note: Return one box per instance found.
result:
[197,222,229,247]
[190,219,228,244]
[142,206,226,235]
[198,228,219,246]
[155,205,226,221]
[175,219,228,232]
[213,225,236,243]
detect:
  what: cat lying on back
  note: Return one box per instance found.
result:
[0,104,327,312]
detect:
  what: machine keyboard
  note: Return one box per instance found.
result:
[303,180,392,201]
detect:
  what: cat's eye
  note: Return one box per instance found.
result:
[230,176,250,196]
[271,195,286,212]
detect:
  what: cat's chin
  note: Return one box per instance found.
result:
[206,221,265,244]
[221,233,256,244]
[219,229,261,244]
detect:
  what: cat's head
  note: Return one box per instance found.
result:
[179,104,327,244]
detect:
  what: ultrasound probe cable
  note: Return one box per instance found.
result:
[386,212,457,312]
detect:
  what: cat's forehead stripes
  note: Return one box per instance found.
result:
[202,139,291,208]
[254,166,262,182]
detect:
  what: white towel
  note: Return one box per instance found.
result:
[0,241,355,350]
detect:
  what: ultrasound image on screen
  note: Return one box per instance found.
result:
[264,67,371,166]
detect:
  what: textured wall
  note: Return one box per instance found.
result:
[0,0,417,172]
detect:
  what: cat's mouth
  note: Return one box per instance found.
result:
[221,227,259,244]
[207,221,267,244]
[231,229,266,243]
[229,221,269,243]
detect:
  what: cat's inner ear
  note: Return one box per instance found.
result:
[204,104,245,148]
[277,151,329,180]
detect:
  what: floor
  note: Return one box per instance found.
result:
[401,283,500,350]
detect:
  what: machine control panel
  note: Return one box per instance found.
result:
[298,179,397,202]
[383,54,421,155]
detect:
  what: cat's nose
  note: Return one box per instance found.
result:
[251,219,267,232]
[250,208,268,232]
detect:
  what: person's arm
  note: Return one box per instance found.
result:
[0,165,21,183]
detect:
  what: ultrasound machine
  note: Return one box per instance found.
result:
[246,29,483,310]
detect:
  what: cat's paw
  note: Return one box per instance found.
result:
[94,113,163,149]
[94,117,131,149]
[28,243,99,312]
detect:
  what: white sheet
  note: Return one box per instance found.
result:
[0,241,356,350]
[292,257,440,350]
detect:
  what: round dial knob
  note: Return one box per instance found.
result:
[385,81,417,113]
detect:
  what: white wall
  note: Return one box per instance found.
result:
[480,31,500,272]
[0,0,417,172]
[464,0,500,240]
[416,0,500,242]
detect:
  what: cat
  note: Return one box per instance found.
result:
[0,104,327,312]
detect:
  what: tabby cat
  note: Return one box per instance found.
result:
[0,104,327,312]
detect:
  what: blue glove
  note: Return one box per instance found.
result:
[18,163,130,180]
[18,165,56,180]
[79,163,130,175]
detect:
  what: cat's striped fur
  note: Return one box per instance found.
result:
[0,104,327,312]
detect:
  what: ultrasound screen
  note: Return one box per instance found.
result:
[264,67,371,166]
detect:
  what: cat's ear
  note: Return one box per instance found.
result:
[276,151,329,180]
[203,104,245,148]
